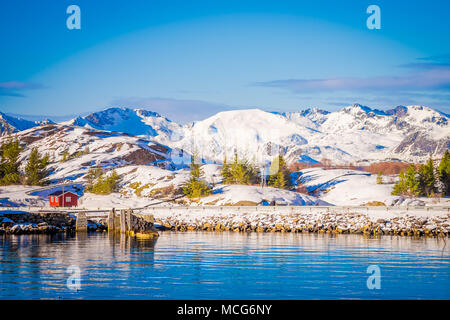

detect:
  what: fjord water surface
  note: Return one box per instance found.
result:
[0,232,449,299]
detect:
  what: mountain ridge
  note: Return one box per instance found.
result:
[1,104,449,164]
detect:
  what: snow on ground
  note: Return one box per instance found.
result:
[1,165,449,209]
[198,184,330,206]
[0,186,46,207]
[297,167,450,207]
[78,192,160,210]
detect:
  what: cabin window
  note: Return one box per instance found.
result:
[66,196,71,202]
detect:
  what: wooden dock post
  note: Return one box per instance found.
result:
[126,209,132,233]
[107,209,115,232]
[76,212,87,232]
[120,209,127,233]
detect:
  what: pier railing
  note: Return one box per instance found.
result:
[0,205,449,218]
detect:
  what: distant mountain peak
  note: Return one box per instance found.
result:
[67,106,183,141]
[0,111,40,135]
[299,107,330,116]
[342,104,387,116]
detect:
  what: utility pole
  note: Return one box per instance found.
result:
[62,179,65,207]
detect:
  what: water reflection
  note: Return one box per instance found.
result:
[0,232,448,300]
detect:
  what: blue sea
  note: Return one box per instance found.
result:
[0,232,449,299]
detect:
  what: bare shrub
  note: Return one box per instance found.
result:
[364,162,410,175]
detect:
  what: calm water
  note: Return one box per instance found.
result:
[0,232,449,300]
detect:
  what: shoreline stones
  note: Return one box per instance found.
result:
[0,210,158,238]
[0,212,107,235]
[154,211,450,237]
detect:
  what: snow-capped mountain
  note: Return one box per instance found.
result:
[173,104,449,165]
[172,108,322,165]
[0,123,179,185]
[275,108,330,130]
[1,103,448,207]
[0,112,52,136]
[66,107,184,142]
[2,104,449,165]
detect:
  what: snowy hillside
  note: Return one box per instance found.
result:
[2,103,449,167]
[66,107,184,142]
[198,184,329,206]
[295,167,450,207]
[173,104,449,165]
[172,109,322,165]
[0,112,51,136]
[0,124,178,185]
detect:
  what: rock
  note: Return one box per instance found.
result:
[0,217,14,228]
[125,212,159,239]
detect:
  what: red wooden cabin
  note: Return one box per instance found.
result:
[49,191,78,207]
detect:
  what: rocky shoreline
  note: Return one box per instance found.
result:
[0,211,159,237]
[154,211,450,237]
[1,210,449,237]
[0,211,107,235]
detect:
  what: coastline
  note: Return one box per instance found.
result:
[152,207,450,237]
[1,206,449,237]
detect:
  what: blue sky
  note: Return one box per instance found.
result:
[1,0,449,123]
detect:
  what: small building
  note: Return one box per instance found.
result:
[49,191,78,207]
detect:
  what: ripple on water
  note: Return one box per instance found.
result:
[0,232,449,299]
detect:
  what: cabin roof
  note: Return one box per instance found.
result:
[49,191,78,197]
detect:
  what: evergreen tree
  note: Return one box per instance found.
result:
[392,170,407,195]
[246,158,261,185]
[85,167,103,192]
[437,150,450,196]
[268,154,291,190]
[231,153,249,185]
[405,164,420,197]
[418,157,436,197]
[376,172,383,184]
[183,154,211,199]
[221,155,232,184]
[0,137,22,185]
[61,149,70,162]
[25,147,50,186]
[87,169,121,195]
[221,152,260,185]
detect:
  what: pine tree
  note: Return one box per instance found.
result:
[246,158,260,185]
[221,155,232,184]
[25,147,50,186]
[268,154,291,190]
[85,167,103,192]
[418,157,436,197]
[183,154,211,199]
[61,149,70,162]
[392,170,407,195]
[87,169,121,195]
[0,137,22,185]
[221,152,260,185]
[231,153,249,185]
[376,172,383,184]
[405,164,420,197]
[437,150,450,196]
